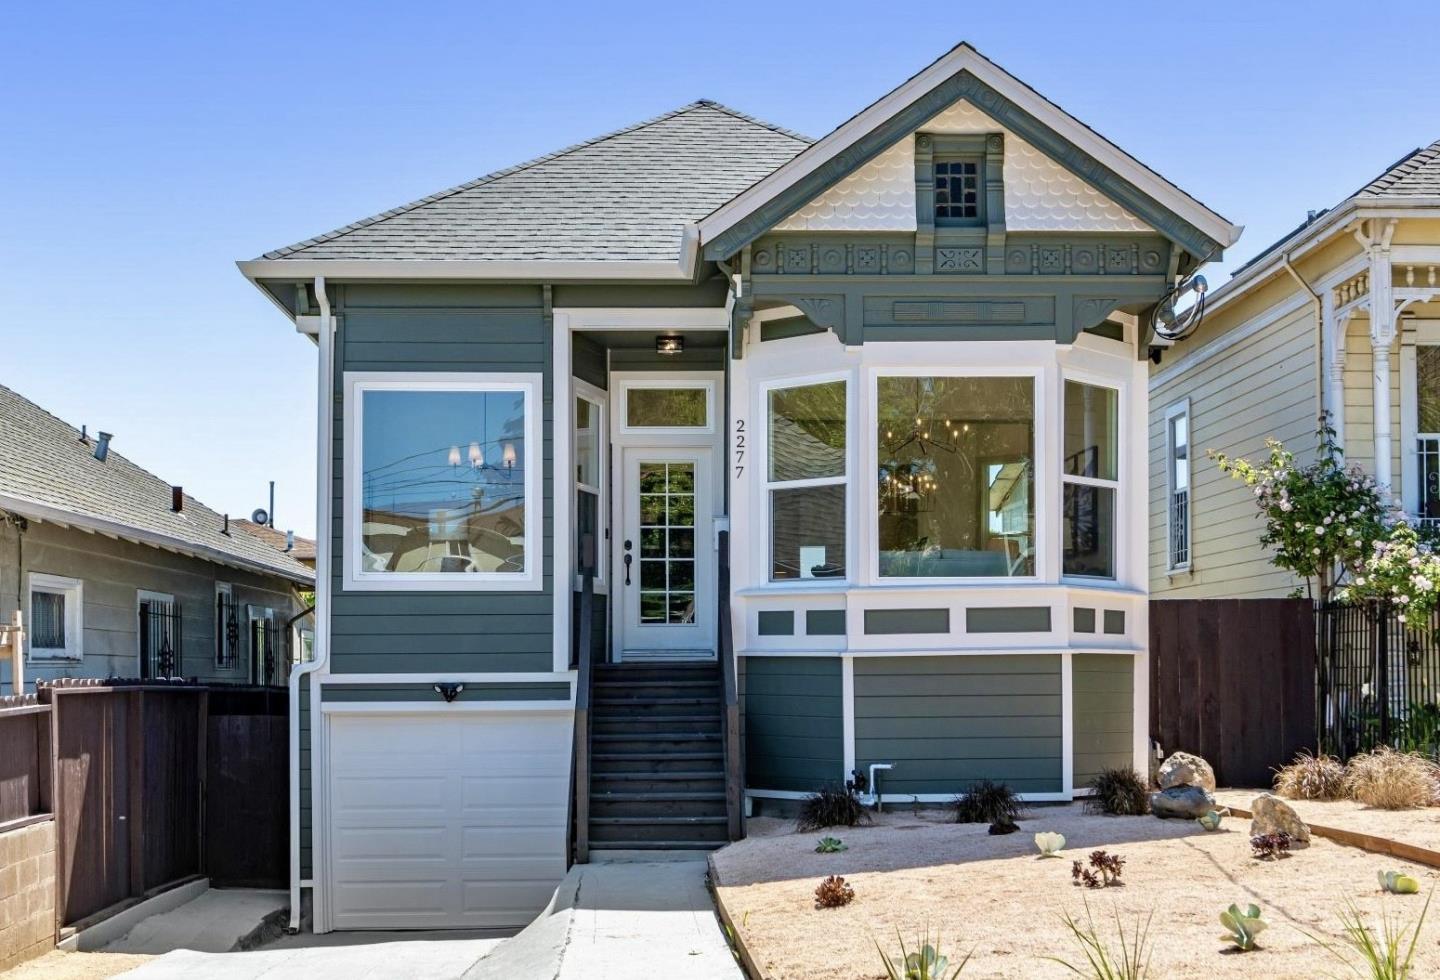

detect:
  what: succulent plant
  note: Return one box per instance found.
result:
[1035,831,1066,857]
[1250,832,1293,860]
[1219,903,1268,951]
[1072,850,1125,888]
[815,836,848,854]
[876,928,972,979]
[814,874,855,909]
[1379,870,1422,894]
[1196,808,1227,832]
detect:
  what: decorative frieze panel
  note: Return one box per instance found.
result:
[1004,237,1168,277]
[750,237,915,276]
[935,247,984,272]
[749,234,1167,278]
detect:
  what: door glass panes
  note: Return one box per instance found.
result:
[638,462,696,624]
[627,387,707,428]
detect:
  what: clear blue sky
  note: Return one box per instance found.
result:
[5,1,1436,538]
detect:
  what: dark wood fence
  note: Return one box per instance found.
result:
[39,681,287,932]
[1150,598,1316,787]
[0,695,53,832]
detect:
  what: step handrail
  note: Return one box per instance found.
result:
[717,529,743,841]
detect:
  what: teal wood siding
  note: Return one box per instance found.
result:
[743,657,843,792]
[298,671,311,878]
[1072,654,1135,788]
[854,655,1062,795]
[330,285,553,674]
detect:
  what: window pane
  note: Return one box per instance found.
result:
[768,381,845,482]
[627,387,707,428]
[1419,346,1440,433]
[638,462,698,624]
[1064,483,1115,578]
[771,484,846,580]
[32,591,65,648]
[877,376,1034,577]
[576,489,599,576]
[1064,381,1118,481]
[361,388,527,575]
[575,397,600,487]
[1170,414,1189,492]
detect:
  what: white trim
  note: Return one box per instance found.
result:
[1163,398,1192,574]
[743,788,1071,803]
[841,655,856,779]
[737,645,1143,658]
[342,372,543,592]
[616,378,717,435]
[573,378,609,592]
[1059,374,1123,584]
[25,573,83,663]
[1401,322,1440,517]
[322,671,576,688]
[552,306,729,331]
[319,701,574,714]
[697,44,1240,252]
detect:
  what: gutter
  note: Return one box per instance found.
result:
[287,276,334,932]
[1280,249,1326,437]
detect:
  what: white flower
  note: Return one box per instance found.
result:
[1313,548,1322,556]
[1280,502,1293,512]
[1317,527,1326,536]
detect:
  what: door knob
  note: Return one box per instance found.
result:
[623,553,633,586]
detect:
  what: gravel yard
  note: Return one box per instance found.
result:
[711,804,1440,979]
[1215,788,1440,854]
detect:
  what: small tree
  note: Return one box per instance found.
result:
[1209,417,1392,603]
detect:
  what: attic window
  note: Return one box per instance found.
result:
[934,158,982,224]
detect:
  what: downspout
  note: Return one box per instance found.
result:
[1280,250,1326,439]
[287,276,334,932]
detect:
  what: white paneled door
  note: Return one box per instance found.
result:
[326,710,569,930]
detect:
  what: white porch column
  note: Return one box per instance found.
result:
[1365,221,1399,495]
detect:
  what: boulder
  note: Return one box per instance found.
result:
[1249,793,1310,846]
[1151,785,1215,819]
[1157,751,1216,792]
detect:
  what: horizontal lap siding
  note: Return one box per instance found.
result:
[855,655,1062,795]
[331,288,553,675]
[743,657,843,793]
[1072,654,1135,788]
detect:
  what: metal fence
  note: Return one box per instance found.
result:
[1316,601,1440,759]
[139,599,182,679]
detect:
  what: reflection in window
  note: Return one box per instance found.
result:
[768,380,846,580]
[1063,381,1120,578]
[877,376,1034,577]
[360,388,527,575]
[1419,348,1440,522]
[626,386,708,428]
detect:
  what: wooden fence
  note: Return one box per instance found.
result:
[31,681,288,932]
[1150,598,1316,788]
[0,695,53,832]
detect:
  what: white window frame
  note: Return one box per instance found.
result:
[343,372,544,592]
[761,372,852,585]
[1059,376,1123,583]
[26,573,83,662]
[617,378,716,436]
[1164,398,1192,573]
[1400,323,1440,522]
[868,366,1044,585]
[573,378,609,592]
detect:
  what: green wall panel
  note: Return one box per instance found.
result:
[743,657,843,793]
[864,608,949,634]
[1072,654,1136,789]
[757,611,794,636]
[855,655,1062,795]
[806,610,846,636]
[966,606,1052,633]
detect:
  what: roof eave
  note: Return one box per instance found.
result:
[0,493,316,587]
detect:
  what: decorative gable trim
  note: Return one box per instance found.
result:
[913,132,1007,274]
[700,46,1240,263]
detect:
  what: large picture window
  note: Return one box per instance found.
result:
[767,379,847,580]
[1063,380,1120,579]
[876,376,1034,578]
[346,375,541,590]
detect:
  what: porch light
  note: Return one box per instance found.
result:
[468,442,483,467]
[655,335,684,356]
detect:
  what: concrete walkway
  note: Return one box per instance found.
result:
[554,852,741,980]
[117,931,508,979]
[101,889,286,955]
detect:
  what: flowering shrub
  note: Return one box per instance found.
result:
[1210,419,1392,601]
[1339,524,1440,632]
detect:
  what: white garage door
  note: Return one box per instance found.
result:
[326,710,571,930]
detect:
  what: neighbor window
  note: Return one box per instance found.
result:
[1063,381,1120,579]
[934,158,982,224]
[1166,401,1192,570]
[348,375,541,590]
[28,573,82,661]
[876,376,1034,578]
[767,379,847,580]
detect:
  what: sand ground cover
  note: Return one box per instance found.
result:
[1216,788,1440,854]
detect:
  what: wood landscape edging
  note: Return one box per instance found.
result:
[1225,804,1440,869]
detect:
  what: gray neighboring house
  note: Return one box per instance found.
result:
[0,382,315,692]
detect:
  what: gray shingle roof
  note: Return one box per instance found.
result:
[0,383,314,584]
[259,101,811,263]
[1358,139,1440,198]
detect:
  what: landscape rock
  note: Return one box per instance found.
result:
[1250,793,1311,846]
[1157,751,1217,792]
[1150,785,1215,819]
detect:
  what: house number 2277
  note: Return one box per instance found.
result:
[733,419,746,479]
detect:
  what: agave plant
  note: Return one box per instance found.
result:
[1219,903,1267,951]
[1379,870,1421,895]
[1035,831,1066,857]
[815,836,848,854]
[1196,809,1227,832]
[876,927,972,979]
[1302,892,1432,979]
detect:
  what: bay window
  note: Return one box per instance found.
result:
[346,374,541,590]
[767,379,847,580]
[876,376,1035,578]
[1062,380,1119,579]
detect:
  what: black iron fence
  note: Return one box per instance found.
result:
[139,599,183,679]
[1316,601,1440,760]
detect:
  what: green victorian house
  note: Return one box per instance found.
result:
[240,43,1241,932]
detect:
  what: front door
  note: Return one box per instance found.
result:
[616,447,715,659]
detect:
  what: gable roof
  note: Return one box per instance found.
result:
[255,101,810,266]
[1358,139,1440,199]
[0,383,314,585]
[697,43,1242,262]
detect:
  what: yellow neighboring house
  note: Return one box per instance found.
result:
[1150,140,1440,598]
